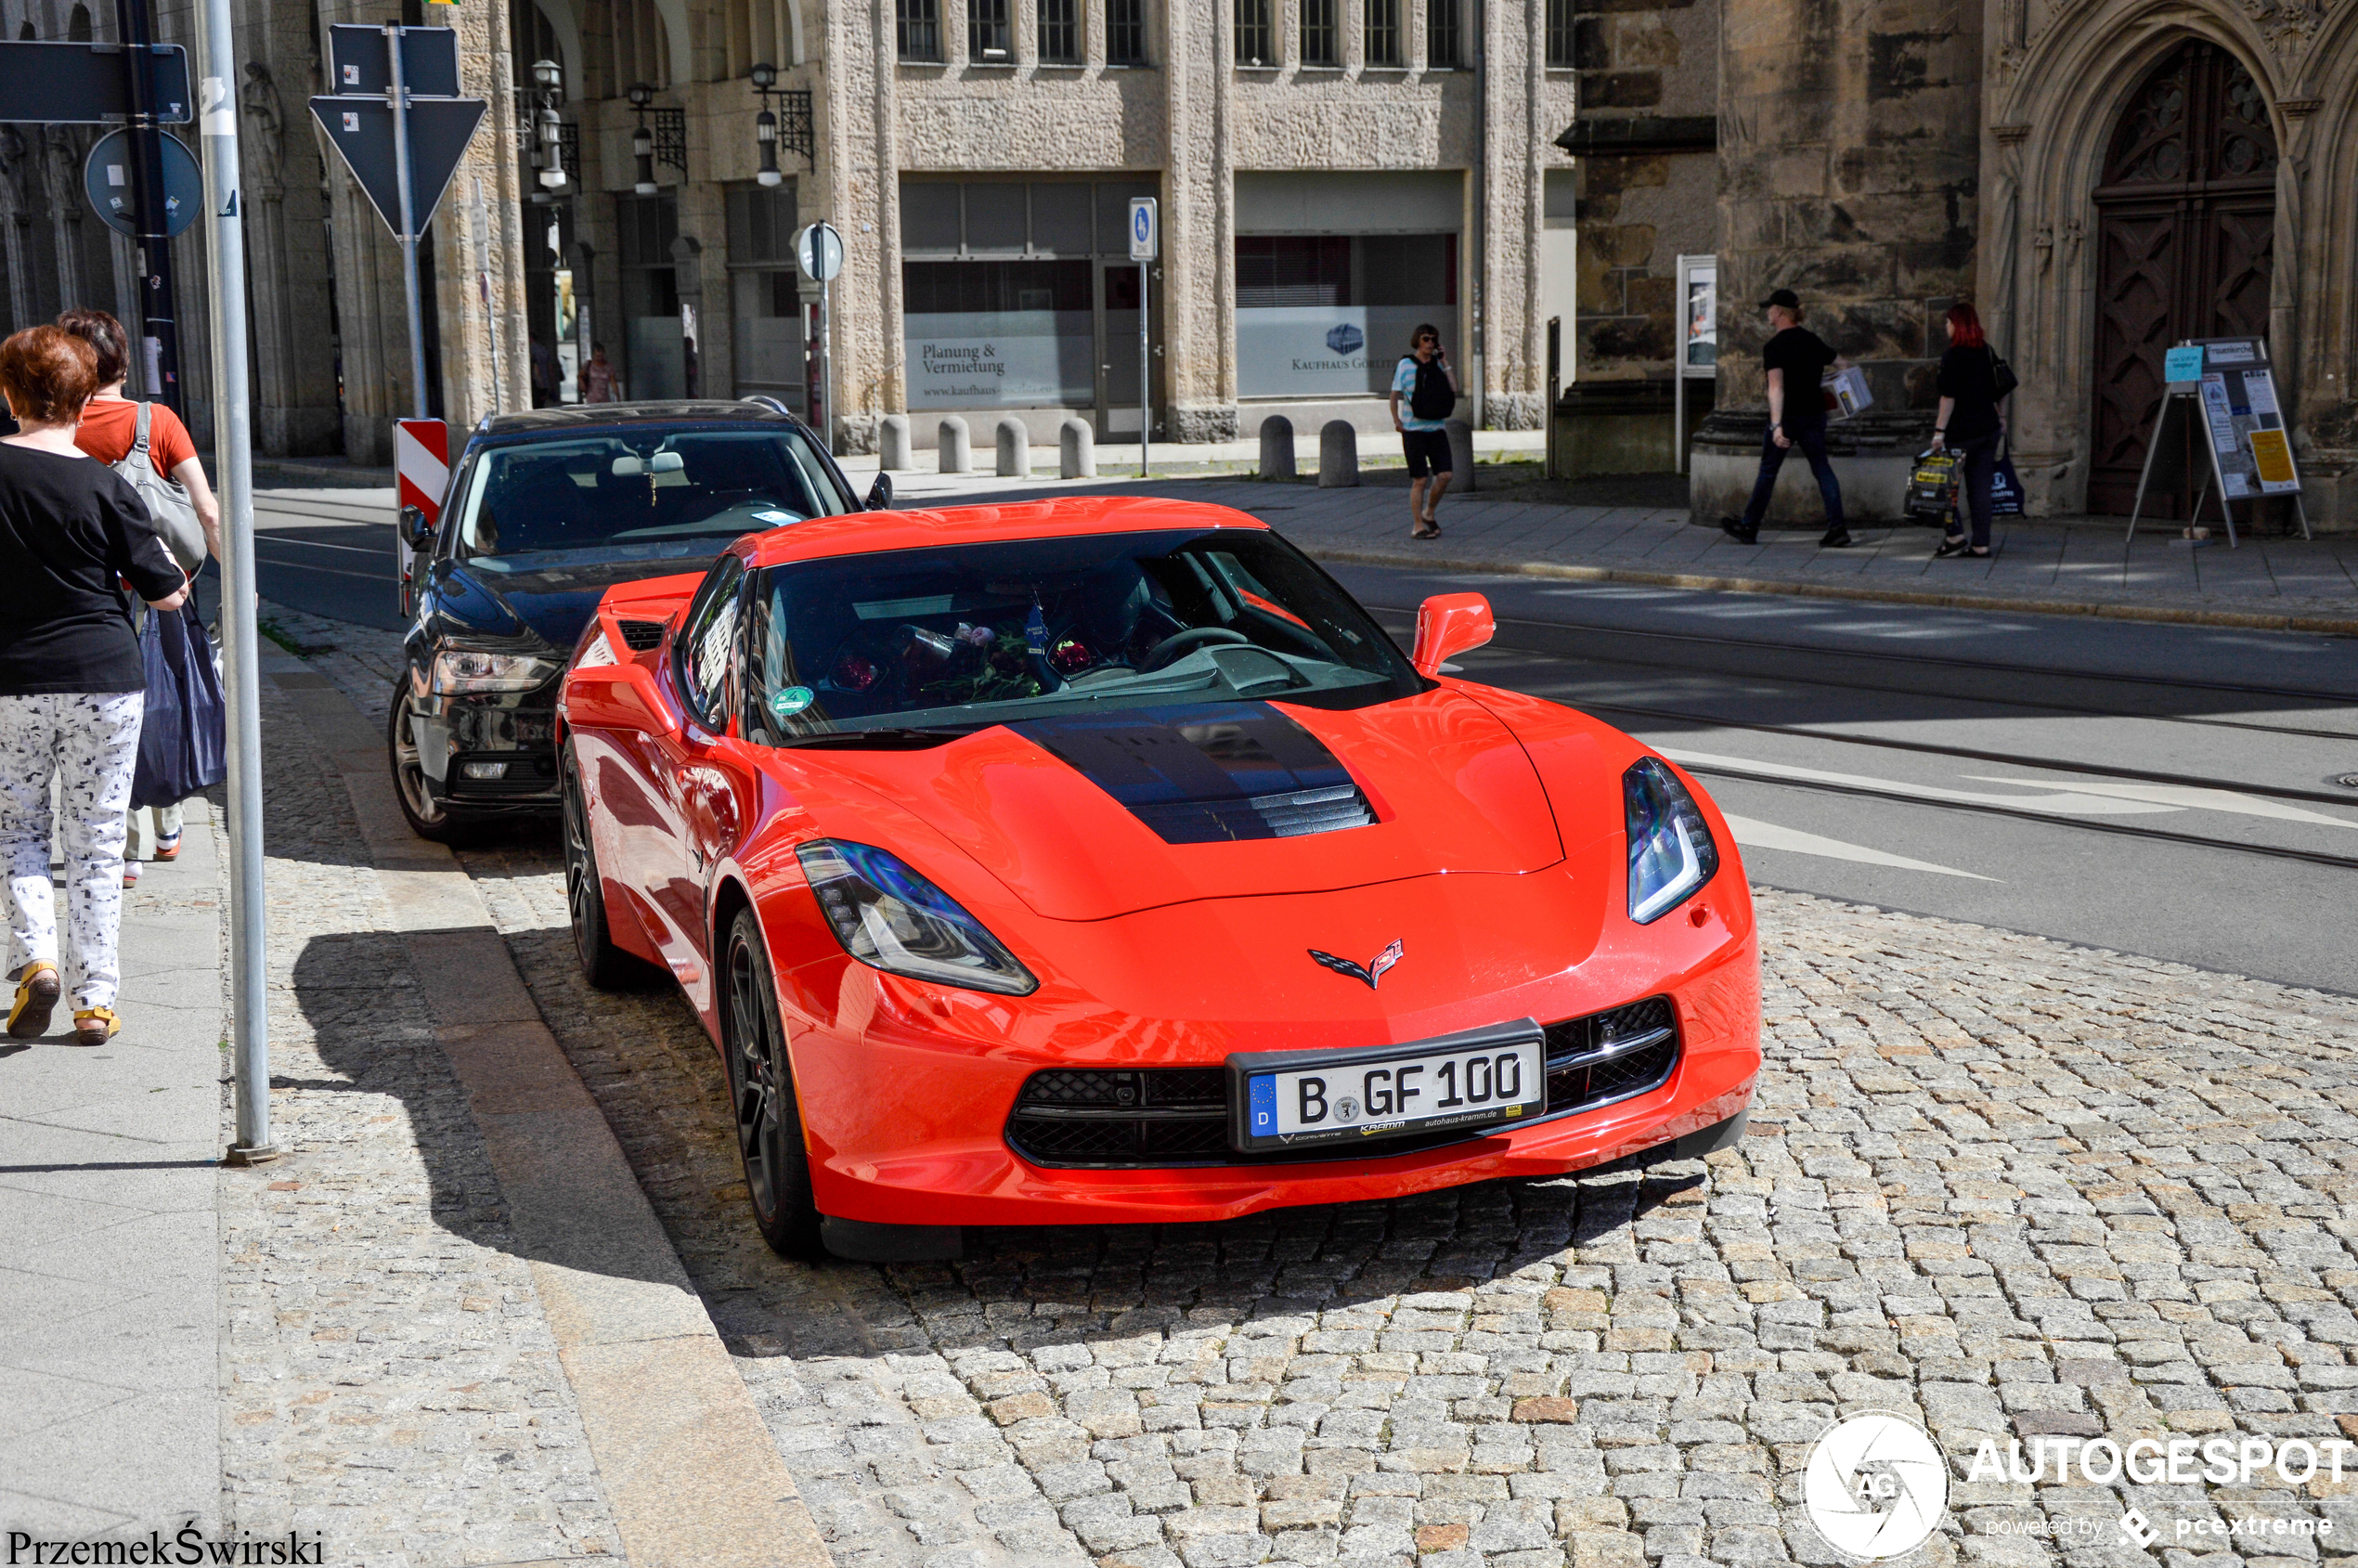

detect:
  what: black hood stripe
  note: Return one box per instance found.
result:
[1005,702,1373,844]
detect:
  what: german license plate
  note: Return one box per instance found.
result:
[1228,1019,1547,1152]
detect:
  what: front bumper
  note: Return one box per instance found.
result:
[773,886,1762,1229]
[410,685,563,808]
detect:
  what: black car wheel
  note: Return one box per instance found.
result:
[725,907,823,1259]
[562,745,664,991]
[389,679,478,843]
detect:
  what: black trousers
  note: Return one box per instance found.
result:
[1950,432,2001,549]
[1740,421,1843,530]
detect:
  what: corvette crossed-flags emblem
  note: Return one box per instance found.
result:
[1307,940,1404,991]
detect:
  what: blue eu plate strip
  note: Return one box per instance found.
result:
[1249,1074,1276,1135]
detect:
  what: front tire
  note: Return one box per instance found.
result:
[725,908,823,1259]
[389,679,477,844]
[563,745,664,991]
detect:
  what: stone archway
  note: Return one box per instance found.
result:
[2085,38,2279,514]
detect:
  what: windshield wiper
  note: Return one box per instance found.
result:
[773,727,974,751]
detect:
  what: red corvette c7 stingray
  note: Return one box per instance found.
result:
[556,495,1759,1261]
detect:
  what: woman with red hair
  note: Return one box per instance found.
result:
[0,326,188,1043]
[1931,301,2008,559]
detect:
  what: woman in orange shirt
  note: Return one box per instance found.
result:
[56,310,220,881]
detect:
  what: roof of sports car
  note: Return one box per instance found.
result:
[733,494,1271,568]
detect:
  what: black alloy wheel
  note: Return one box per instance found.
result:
[562,745,663,991]
[388,678,474,844]
[726,907,823,1259]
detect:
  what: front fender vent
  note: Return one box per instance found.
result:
[615,618,666,652]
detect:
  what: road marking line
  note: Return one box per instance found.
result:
[1958,776,2358,829]
[1661,747,2183,816]
[1721,813,2000,880]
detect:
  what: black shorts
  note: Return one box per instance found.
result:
[1403,426,1453,479]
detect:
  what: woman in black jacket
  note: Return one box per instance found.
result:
[1931,302,2008,559]
[0,326,188,1043]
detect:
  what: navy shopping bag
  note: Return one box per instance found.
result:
[1989,438,2027,517]
[132,602,227,809]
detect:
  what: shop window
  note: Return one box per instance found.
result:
[970,0,1011,61]
[1365,0,1401,66]
[1545,0,1576,67]
[616,193,686,399]
[1107,0,1147,64]
[1235,232,1457,399]
[730,182,806,408]
[1301,0,1337,65]
[965,185,1029,251]
[727,184,798,263]
[1236,0,1273,66]
[1040,0,1079,62]
[1427,0,1461,66]
[897,0,939,60]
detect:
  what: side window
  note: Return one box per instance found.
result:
[676,555,745,731]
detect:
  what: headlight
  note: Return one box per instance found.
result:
[796,839,1038,995]
[431,649,562,694]
[1624,757,1719,924]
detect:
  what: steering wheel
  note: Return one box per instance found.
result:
[1141,626,1250,671]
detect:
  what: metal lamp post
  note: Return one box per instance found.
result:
[627,81,656,195]
[750,61,781,188]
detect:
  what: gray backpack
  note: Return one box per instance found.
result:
[112,401,205,572]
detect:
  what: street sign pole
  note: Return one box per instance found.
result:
[115,0,180,409]
[386,24,428,421]
[191,0,270,1162]
[1128,197,1157,479]
[793,222,844,449]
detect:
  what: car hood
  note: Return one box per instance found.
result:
[431,552,719,651]
[806,690,1570,921]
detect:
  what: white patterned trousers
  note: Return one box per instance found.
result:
[0,693,144,1010]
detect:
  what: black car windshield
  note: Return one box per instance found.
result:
[743,529,1423,742]
[452,427,854,572]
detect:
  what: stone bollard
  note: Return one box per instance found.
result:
[1318,421,1358,487]
[996,416,1030,477]
[878,415,913,471]
[938,416,971,473]
[1445,419,1475,492]
[1059,417,1096,479]
[1258,414,1296,480]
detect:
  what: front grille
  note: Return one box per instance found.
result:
[1130,782,1376,845]
[615,618,666,651]
[1543,997,1678,1112]
[1004,997,1680,1170]
[445,751,561,798]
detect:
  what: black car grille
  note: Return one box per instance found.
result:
[615,618,666,652]
[1128,782,1376,845]
[445,751,561,797]
[1004,996,1680,1169]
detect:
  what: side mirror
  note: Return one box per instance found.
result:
[562,662,680,741]
[1409,592,1495,679]
[400,504,435,551]
[865,472,894,511]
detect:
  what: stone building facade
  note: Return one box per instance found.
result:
[0,0,532,464]
[507,0,1579,453]
[1591,0,2358,526]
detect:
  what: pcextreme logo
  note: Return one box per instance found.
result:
[1802,1412,1950,1562]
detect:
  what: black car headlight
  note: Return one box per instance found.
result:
[796,840,1038,995]
[432,649,564,695]
[1624,758,1719,924]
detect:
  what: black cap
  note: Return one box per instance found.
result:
[1759,288,1801,311]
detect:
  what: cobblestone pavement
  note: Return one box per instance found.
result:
[270,604,2358,1568]
[217,646,627,1563]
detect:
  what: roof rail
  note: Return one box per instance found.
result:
[740,395,794,419]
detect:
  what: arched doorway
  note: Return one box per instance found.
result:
[2086,40,2277,514]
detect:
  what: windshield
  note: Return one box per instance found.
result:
[743,528,1423,743]
[452,427,854,572]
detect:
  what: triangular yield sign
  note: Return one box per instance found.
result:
[308,94,486,241]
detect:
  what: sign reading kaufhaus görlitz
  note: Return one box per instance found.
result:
[1236,309,1443,399]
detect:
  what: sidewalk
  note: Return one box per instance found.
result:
[837,463,2358,634]
[1,646,834,1563]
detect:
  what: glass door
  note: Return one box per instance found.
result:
[1096,258,1147,443]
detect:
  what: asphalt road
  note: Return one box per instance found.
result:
[251,487,2358,997]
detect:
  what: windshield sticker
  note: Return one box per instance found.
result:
[770,685,817,718]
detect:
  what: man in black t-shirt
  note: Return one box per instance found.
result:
[1719,290,1851,548]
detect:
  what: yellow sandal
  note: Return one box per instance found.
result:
[8,962,60,1039]
[72,1007,119,1045]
